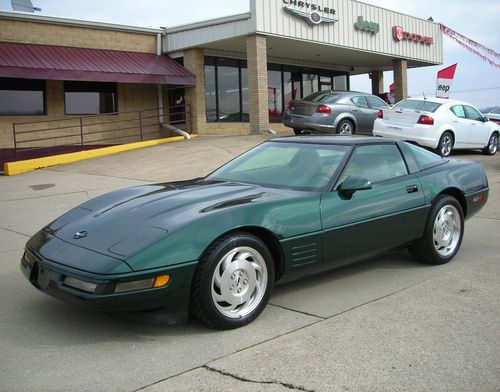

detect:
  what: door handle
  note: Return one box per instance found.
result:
[406,185,418,193]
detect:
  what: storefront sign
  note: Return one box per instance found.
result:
[354,16,379,34]
[282,0,338,26]
[393,26,433,45]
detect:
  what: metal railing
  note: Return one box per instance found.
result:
[11,105,191,161]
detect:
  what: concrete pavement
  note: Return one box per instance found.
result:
[0,135,498,391]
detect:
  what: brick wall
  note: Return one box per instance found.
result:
[0,19,157,52]
[246,35,269,134]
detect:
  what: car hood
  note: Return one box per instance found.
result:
[46,179,279,259]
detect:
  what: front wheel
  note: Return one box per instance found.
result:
[482,133,498,155]
[293,128,303,135]
[409,195,464,265]
[190,232,274,329]
[436,132,453,157]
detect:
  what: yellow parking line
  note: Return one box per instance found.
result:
[4,134,199,176]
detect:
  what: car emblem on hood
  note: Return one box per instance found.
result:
[73,231,87,239]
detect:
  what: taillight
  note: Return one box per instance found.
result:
[417,115,434,125]
[316,104,331,114]
[287,101,292,111]
[377,110,383,119]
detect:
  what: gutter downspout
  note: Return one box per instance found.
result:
[157,31,164,124]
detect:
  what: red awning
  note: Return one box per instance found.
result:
[0,42,195,85]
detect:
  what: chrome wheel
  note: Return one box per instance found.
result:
[432,204,462,257]
[338,120,353,135]
[211,246,268,319]
[488,134,498,154]
[439,133,453,156]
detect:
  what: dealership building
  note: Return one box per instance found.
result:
[0,0,443,161]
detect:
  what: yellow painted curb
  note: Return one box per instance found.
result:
[4,134,199,176]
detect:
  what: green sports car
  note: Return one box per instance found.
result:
[21,136,489,329]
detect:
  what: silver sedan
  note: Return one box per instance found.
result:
[283,91,388,135]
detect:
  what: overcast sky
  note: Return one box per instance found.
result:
[1,0,499,109]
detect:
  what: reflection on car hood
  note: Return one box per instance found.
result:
[46,179,280,259]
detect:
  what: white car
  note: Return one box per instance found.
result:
[373,97,499,156]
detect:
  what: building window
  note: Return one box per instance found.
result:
[302,71,319,97]
[333,75,347,90]
[204,57,349,123]
[268,66,283,123]
[64,81,117,115]
[0,78,46,116]
[204,57,248,122]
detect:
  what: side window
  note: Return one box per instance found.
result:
[464,105,483,121]
[406,142,443,169]
[450,105,466,118]
[350,96,369,108]
[366,96,387,110]
[338,144,408,185]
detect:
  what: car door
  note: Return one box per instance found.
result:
[464,105,490,147]
[366,96,388,133]
[320,143,426,266]
[349,96,372,134]
[449,105,471,148]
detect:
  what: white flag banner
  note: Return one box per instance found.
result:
[436,64,457,98]
[436,78,453,98]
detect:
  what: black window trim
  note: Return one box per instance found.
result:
[63,81,118,116]
[0,77,47,116]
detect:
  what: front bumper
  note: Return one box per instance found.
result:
[20,248,197,320]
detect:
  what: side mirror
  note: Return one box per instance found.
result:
[482,116,489,122]
[337,176,372,199]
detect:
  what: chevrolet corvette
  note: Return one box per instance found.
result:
[21,136,489,329]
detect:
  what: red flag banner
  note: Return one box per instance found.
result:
[440,24,500,69]
[436,63,457,98]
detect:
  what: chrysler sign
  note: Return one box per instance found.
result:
[393,26,434,45]
[282,0,338,26]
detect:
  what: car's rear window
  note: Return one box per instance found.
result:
[405,142,443,169]
[395,99,442,113]
[302,91,341,103]
[208,142,350,191]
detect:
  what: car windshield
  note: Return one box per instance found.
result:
[207,141,350,190]
[302,91,342,103]
[395,99,442,113]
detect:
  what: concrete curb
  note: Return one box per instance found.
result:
[3,134,199,176]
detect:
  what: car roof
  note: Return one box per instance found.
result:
[403,96,477,107]
[271,135,399,146]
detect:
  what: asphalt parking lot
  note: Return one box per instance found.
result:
[0,135,499,392]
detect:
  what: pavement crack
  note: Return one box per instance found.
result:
[203,365,314,392]
[268,303,326,320]
[0,226,30,238]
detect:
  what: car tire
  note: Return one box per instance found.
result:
[190,232,275,329]
[336,119,355,135]
[408,195,464,265]
[436,131,454,157]
[293,128,303,135]
[482,133,498,155]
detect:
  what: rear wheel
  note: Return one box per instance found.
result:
[409,195,464,265]
[190,232,274,329]
[336,119,355,135]
[482,133,498,155]
[436,131,453,157]
[293,128,303,135]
